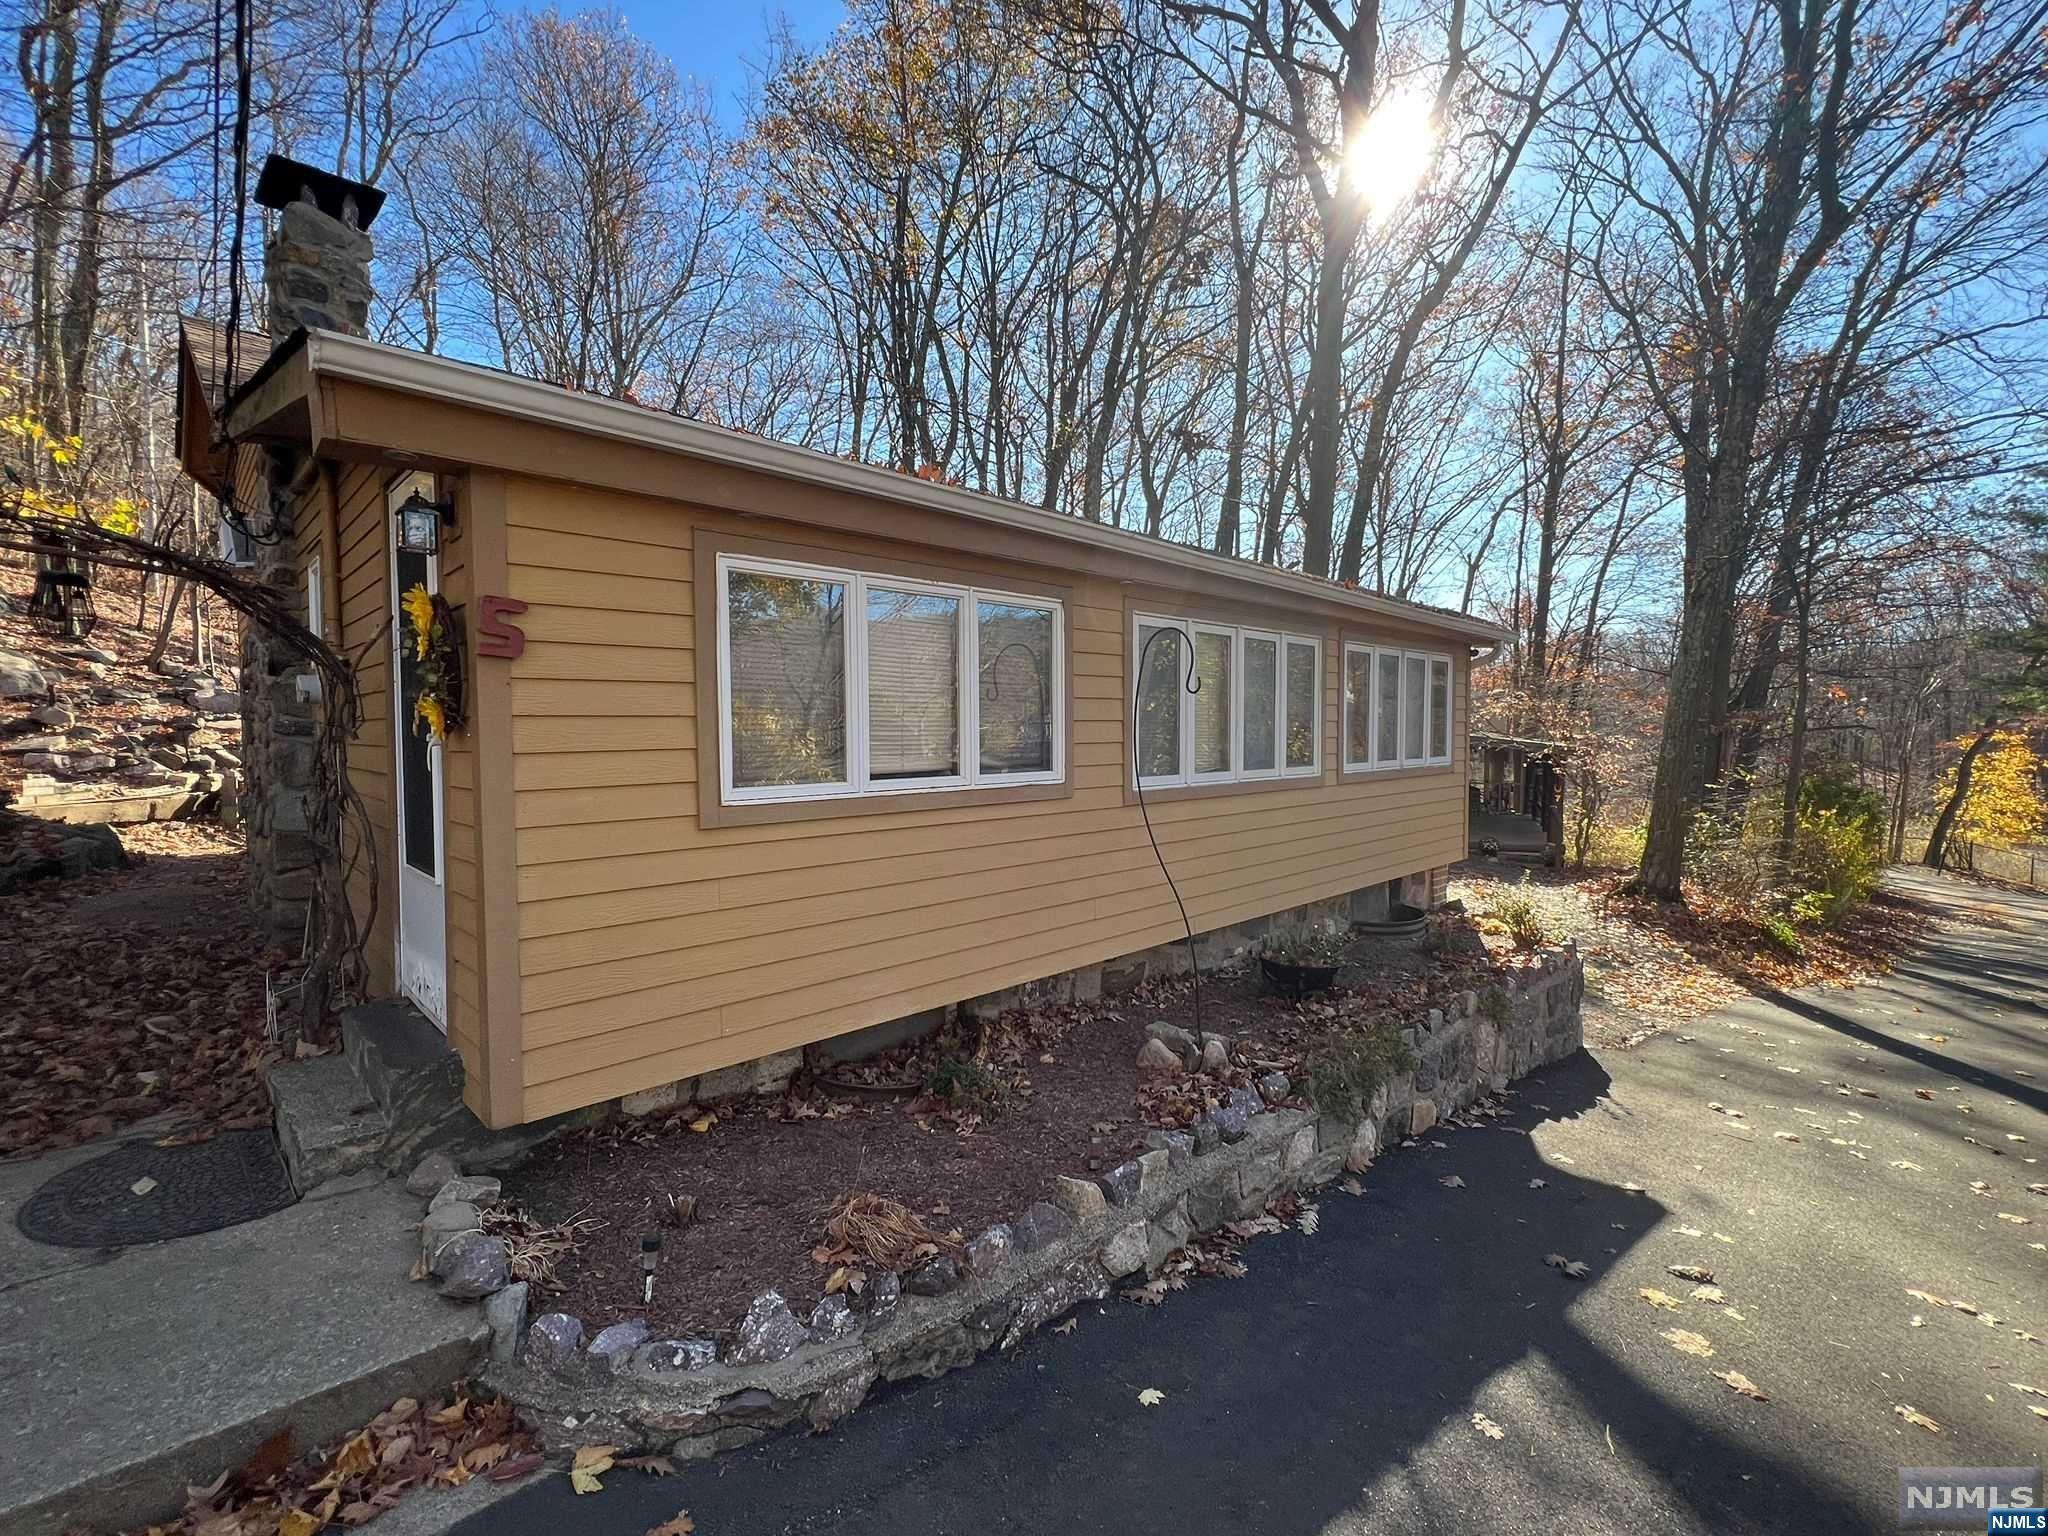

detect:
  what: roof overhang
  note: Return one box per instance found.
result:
[244,329,1509,646]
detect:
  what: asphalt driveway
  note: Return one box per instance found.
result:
[453,869,2048,1536]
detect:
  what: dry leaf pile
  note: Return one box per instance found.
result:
[479,1207,604,1292]
[813,1191,961,1272]
[130,1386,538,1535]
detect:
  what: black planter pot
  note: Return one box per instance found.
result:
[1261,955,1341,1000]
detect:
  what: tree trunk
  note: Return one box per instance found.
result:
[1923,723,1998,870]
[1299,207,1361,577]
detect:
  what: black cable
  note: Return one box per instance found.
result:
[1131,625,1204,1038]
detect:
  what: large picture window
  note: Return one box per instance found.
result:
[718,554,1064,804]
[1133,613,1320,788]
[1343,642,1455,771]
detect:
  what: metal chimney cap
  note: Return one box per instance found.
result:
[253,153,387,230]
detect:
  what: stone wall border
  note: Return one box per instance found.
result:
[473,941,1586,1459]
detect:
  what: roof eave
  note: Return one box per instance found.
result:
[299,330,1508,646]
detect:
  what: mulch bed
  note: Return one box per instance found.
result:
[505,918,1506,1341]
[0,819,294,1159]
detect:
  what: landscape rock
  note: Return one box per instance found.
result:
[1143,1129,1195,1170]
[523,1311,584,1368]
[405,1151,461,1197]
[429,1176,502,1210]
[963,1223,1013,1278]
[1206,1085,1262,1143]
[1100,1159,1145,1207]
[185,690,242,716]
[588,1318,650,1369]
[418,1200,480,1264]
[808,1295,862,1342]
[864,1271,903,1326]
[1053,1174,1108,1223]
[1258,1071,1292,1105]
[1099,1222,1148,1278]
[27,703,74,727]
[1144,1021,1198,1058]
[1135,1037,1185,1078]
[483,1282,529,1362]
[1012,1201,1075,1254]
[1410,1098,1438,1137]
[1200,1038,1230,1074]
[1000,1258,1109,1348]
[0,650,49,698]
[904,1255,963,1298]
[432,1232,509,1298]
[726,1290,811,1365]
[1135,1148,1171,1196]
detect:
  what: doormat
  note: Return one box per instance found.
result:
[15,1129,298,1248]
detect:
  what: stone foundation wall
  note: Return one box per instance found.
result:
[483,941,1586,1457]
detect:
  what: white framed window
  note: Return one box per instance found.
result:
[1343,643,1455,770]
[1133,613,1319,788]
[304,555,324,640]
[717,553,1064,805]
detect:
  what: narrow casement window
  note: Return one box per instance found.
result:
[866,587,960,783]
[1284,639,1318,773]
[1192,626,1234,778]
[728,569,849,789]
[1131,613,1318,787]
[305,555,324,640]
[718,555,1063,804]
[1429,656,1451,763]
[1375,649,1402,767]
[1402,652,1427,764]
[977,599,1056,776]
[1135,621,1187,782]
[1343,643,1372,770]
[1242,633,1279,775]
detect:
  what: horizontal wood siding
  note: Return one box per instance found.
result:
[504,475,1470,1121]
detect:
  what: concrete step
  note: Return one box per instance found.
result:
[0,1161,487,1536]
[267,1052,390,1195]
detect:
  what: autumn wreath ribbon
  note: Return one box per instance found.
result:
[401,583,467,740]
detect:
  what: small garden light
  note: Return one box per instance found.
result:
[641,1232,662,1304]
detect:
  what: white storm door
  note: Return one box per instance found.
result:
[388,472,448,1032]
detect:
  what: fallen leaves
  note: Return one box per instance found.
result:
[1471,1412,1505,1440]
[151,1384,536,1534]
[1691,1285,1726,1305]
[1894,1404,1942,1434]
[1665,1264,1714,1283]
[644,1513,696,1536]
[1661,1328,1715,1358]
[1639,1288,1683,1311]
[1997,1212,2033,1225]
[570,1444,616,1495]
[1713,1370,1769,1402]
[1137,1388,1166,1407]
[1296,1204,1320,1236]
[1439,1175,1466,1189]
[1052,1318,1078,1335]
[1545,1253,1591,1280]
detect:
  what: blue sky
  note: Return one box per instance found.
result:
[524,1,848,122]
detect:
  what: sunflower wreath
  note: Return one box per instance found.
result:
[401,583,467,740]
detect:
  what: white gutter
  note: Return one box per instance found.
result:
[305,330,1508,645]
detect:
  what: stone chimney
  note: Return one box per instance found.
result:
[240,156,385,942]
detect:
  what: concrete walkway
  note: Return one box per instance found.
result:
[0,1135,484,1536]
[446,870,2048,1535]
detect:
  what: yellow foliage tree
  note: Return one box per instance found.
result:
[1931,731,2047,850]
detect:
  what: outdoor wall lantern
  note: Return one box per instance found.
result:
[395,490,453,556]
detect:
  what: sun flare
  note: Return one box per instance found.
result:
[1342,86,1440,222]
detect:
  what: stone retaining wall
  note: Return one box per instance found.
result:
[482,942,1585,1458]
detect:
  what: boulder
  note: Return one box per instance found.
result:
[962,1223,1013,1278]
[405,1151,461,1197]
[1100,1159,1145,1207]
[587,1318,649,1369]
[0,651,49,698]
[808,1295,862,1342]
[483,1282,529,1362]
[185,690,242,716]
[904,1256,963,1298]
[432,1232,509,1298]
[1142,1129,1194,1170]
[1199,1038,1230,1075]
[1135,1037,1185,1078]
[1410,1099,1438,1137]
[429,1176,502,1210]
[1012,1201,1075,1254]
[418,1200,480,1264]
[1099,1223,1147,1278]
[726,1289,812,1365]
[1257,1071,1292,1105]
[864,1270,903,1326]
[1053,1175,1107,1223]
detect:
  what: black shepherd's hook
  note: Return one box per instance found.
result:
[1132,625,1204,1038]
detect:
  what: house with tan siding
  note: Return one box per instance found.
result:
[177,161,1503,1156]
